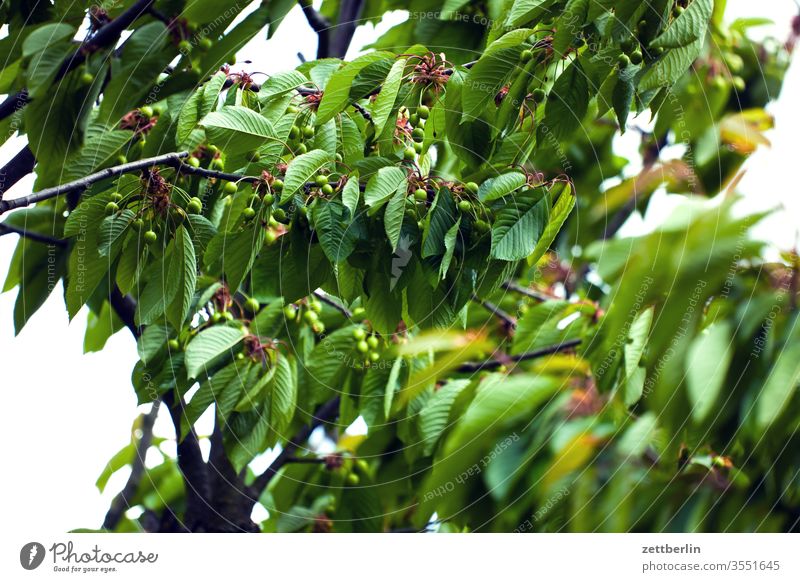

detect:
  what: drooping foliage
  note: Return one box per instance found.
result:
[1,0,797,532]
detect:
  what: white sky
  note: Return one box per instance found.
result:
[0,1,798,534]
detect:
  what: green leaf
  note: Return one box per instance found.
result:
[384,187,407,252]
[185,326,246,379]
[370,58,406,136]
[166,226,197,330]
[553,0,589,57]
[312,200,358,262]
[640,38,704,91]
[625,307,654,379]
[651,0,713,49]
[341,174,361,217]
[755,322,800,429]
[22,23,75,57]
[527,183,576,266]
[617,412,658,457]
[201,106,275,155]
[280,149,332,203]
[439,217,461,280]
[507,0,559,27]
[479,172,527,202]
[686,321,733,423]
[490,192,549,261]
[418,379,471,456]
[269,353,297,439]
[364,166,407,208]
[316,52,390,124]
[98,210,135,257]
[541,57,589,141]
[462,28,532,119]
[258,70,308,100]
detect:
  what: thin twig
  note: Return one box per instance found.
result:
[102,402,160,530]
[472,294,517,329]
[456,339,581,373]
[0,223,67,247]
[500,281,551,302]
[313,290,353,318]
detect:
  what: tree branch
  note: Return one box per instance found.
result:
[456,339,582,373]
[299,0,332,59]
[0,223,67,247]
[329,0,364,59]
[0,152,189,215]
[0,0,156,123]
[0,146,35,202]
[102,401,160,531]
[249,396,341,499]
[313,290,353,318]
[500,281,551,302]
[472,294,517,329]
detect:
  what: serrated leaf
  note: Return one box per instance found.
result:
[490,192,549,261]
[316,52,390,124]
[370,58,406,136]
[462,28,532,119]
[312,200,357,262]
[479,172,527,202]
[201,105,275,155]
[364,166,406,208]
[651,0,713,49]
[259,70,308,100]
[640,38,704,91]
[755,322,800,429]
[384,186,407,252]
[185,326,246,379]
[686,321,733,423]
[166,226,197,330]
[625,307,654,379]
[527,183,576,266]
[22,23,75,57]
[98,210,135,257]
[281,149,332,203]
[553,0,589,57]
[541,57,589,141]
[439,217,461,280]
[269,353,297,439]
[419,379,471,456]
[341,174,361,216]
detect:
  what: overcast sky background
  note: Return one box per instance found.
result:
[1,1,798,534]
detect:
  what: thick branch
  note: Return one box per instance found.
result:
[249,396,341,499]
[0,152,189,215]
[456,339,582,373]
[0,0,156,123]
[329,0,364,58]
[0,223,67,247]
[102,402,160,530]
[0,146,35,202]
[299,0,332,59]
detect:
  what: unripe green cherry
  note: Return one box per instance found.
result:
[242,207,256,220]
[168,339,180,351]
[310,300,323,314]
[80,71,94,86]
[414,188,428,201]
[532,88,547,102]
[369,351,380,362]
[413,141,423,153]
[116,154,128,165]
[520,49,533,63]
[346,473,360,485]
[143,230,158,244]
[367,336,379,349]
[315,174,328,187]
[296,143,308,154]
[289,125,300,139]
[403,147,416,161]
[178,40,192,54]
[356,340,369,354]
[352,307,365,316]
[105,201,119,215]
[465,181,479,195]
[187,197,203,214]
[272,179,284,191]
[458,200,472,212]
[283,304,297,319]
[245,297,260,313]
[352,328,366,340]
[630,50,643,65]
[187,156,201,168]
[303,310,319,323]
[264,230,277,244]
[273,208,287,222]
[321,184,334,196]
[412,127,425,141]
[223,181,238,194]
[262,193,275,205]
[110,191,124,202]
[417,105,430,119]
[409,113,420,126]
[139,105,154,118]
[211,158,224,170]
[132,218,144,231]
[246,150,260,163]
[618,53,631,68]
[732,76,746,91]
[199,37,213,51]
[302,125,315,138]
